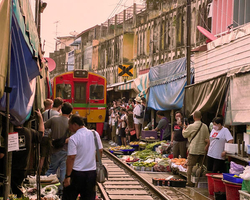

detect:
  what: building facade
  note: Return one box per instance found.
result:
[49,0,211,89]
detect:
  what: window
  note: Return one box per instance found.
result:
[56,84,71,99]
[90,85,104,100]
[233,0,250,27]
[74,83,86,103]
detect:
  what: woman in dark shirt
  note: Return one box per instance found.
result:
[171,111,188,158]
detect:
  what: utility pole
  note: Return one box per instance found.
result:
[186,0,191,85]
[54,21,59,51]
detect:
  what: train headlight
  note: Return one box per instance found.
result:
[98,115,102,119]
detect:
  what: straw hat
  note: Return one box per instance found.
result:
[134,96,142,103]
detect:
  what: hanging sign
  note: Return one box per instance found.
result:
[8,132,19,152]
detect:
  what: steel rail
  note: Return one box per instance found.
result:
[97,182,110,200]
[103,148,171,200]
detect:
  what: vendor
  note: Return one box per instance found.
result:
[207,116,233,173]
[171,111,188,158]
[152,111,170,141]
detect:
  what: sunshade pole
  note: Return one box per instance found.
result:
[3,0,13,198]
[35,0,41,199]
[186,0,191,86]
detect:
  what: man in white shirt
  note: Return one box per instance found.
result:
[63,115,103,200]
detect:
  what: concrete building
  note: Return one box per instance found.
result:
[49,36,75,78]
[49,0,211,97]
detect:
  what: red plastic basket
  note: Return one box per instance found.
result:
[206,173,222,195]
[224,181,242,200]
[213,176,225,193]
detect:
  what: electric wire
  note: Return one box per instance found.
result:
[107,0,124,20]
[198,8,211,32]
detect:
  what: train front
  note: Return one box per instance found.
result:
[53,70,107,136]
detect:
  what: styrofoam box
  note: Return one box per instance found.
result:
[239,190,250,200]
[225,143,238,154]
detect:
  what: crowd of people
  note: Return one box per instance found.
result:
[103,96,173,146]
[104,96,146,146]
[103,98,234,187]
[0,95,235,197]
[0,97,103,199]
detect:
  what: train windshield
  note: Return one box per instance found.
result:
[90,85,104,100]
[56,84,71,99]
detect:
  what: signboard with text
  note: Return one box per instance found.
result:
[8,132,19,152]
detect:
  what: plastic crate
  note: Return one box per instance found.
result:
[170,180,187,187]
[239,190,250,200]
[223,173,243,184]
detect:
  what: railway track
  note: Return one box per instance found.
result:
[97,148,171,200]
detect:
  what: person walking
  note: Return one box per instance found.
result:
[110,108,116,143]
[153,111,170,141]
[171,111,188,158]
[63,115,103,200]
[182,110,210,186]
[207,116,233,173]
[133,97,143,140]
[45,102,73,193]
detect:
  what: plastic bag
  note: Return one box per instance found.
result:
[242,180,250,192]
[240,166,250,180]
[229,161,245,175]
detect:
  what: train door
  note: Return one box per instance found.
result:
[73,82,87,116]
[74,82,87,103]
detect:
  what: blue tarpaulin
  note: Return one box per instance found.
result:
[0,1,39,125]
[147,57,192,111]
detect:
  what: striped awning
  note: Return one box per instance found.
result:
[134,73,149,98]
[118,81,138,92]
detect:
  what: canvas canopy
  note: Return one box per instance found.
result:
[147,57,190,111]
[184,74,229,117]
[0,0,11,99]
[0,0,40,125]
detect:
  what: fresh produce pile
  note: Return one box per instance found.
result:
[153,158,171,172]
[109,145,133,151]
[191,163,207,177]
[145,141,167,150]
[132,159,157,171]
[132,149,160,160]
[129,141,139,145]
[145,136,156,140]
[121,155,139,162]
[139,142,147,148]
[171,158,187,167]
[132,161,156,168]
